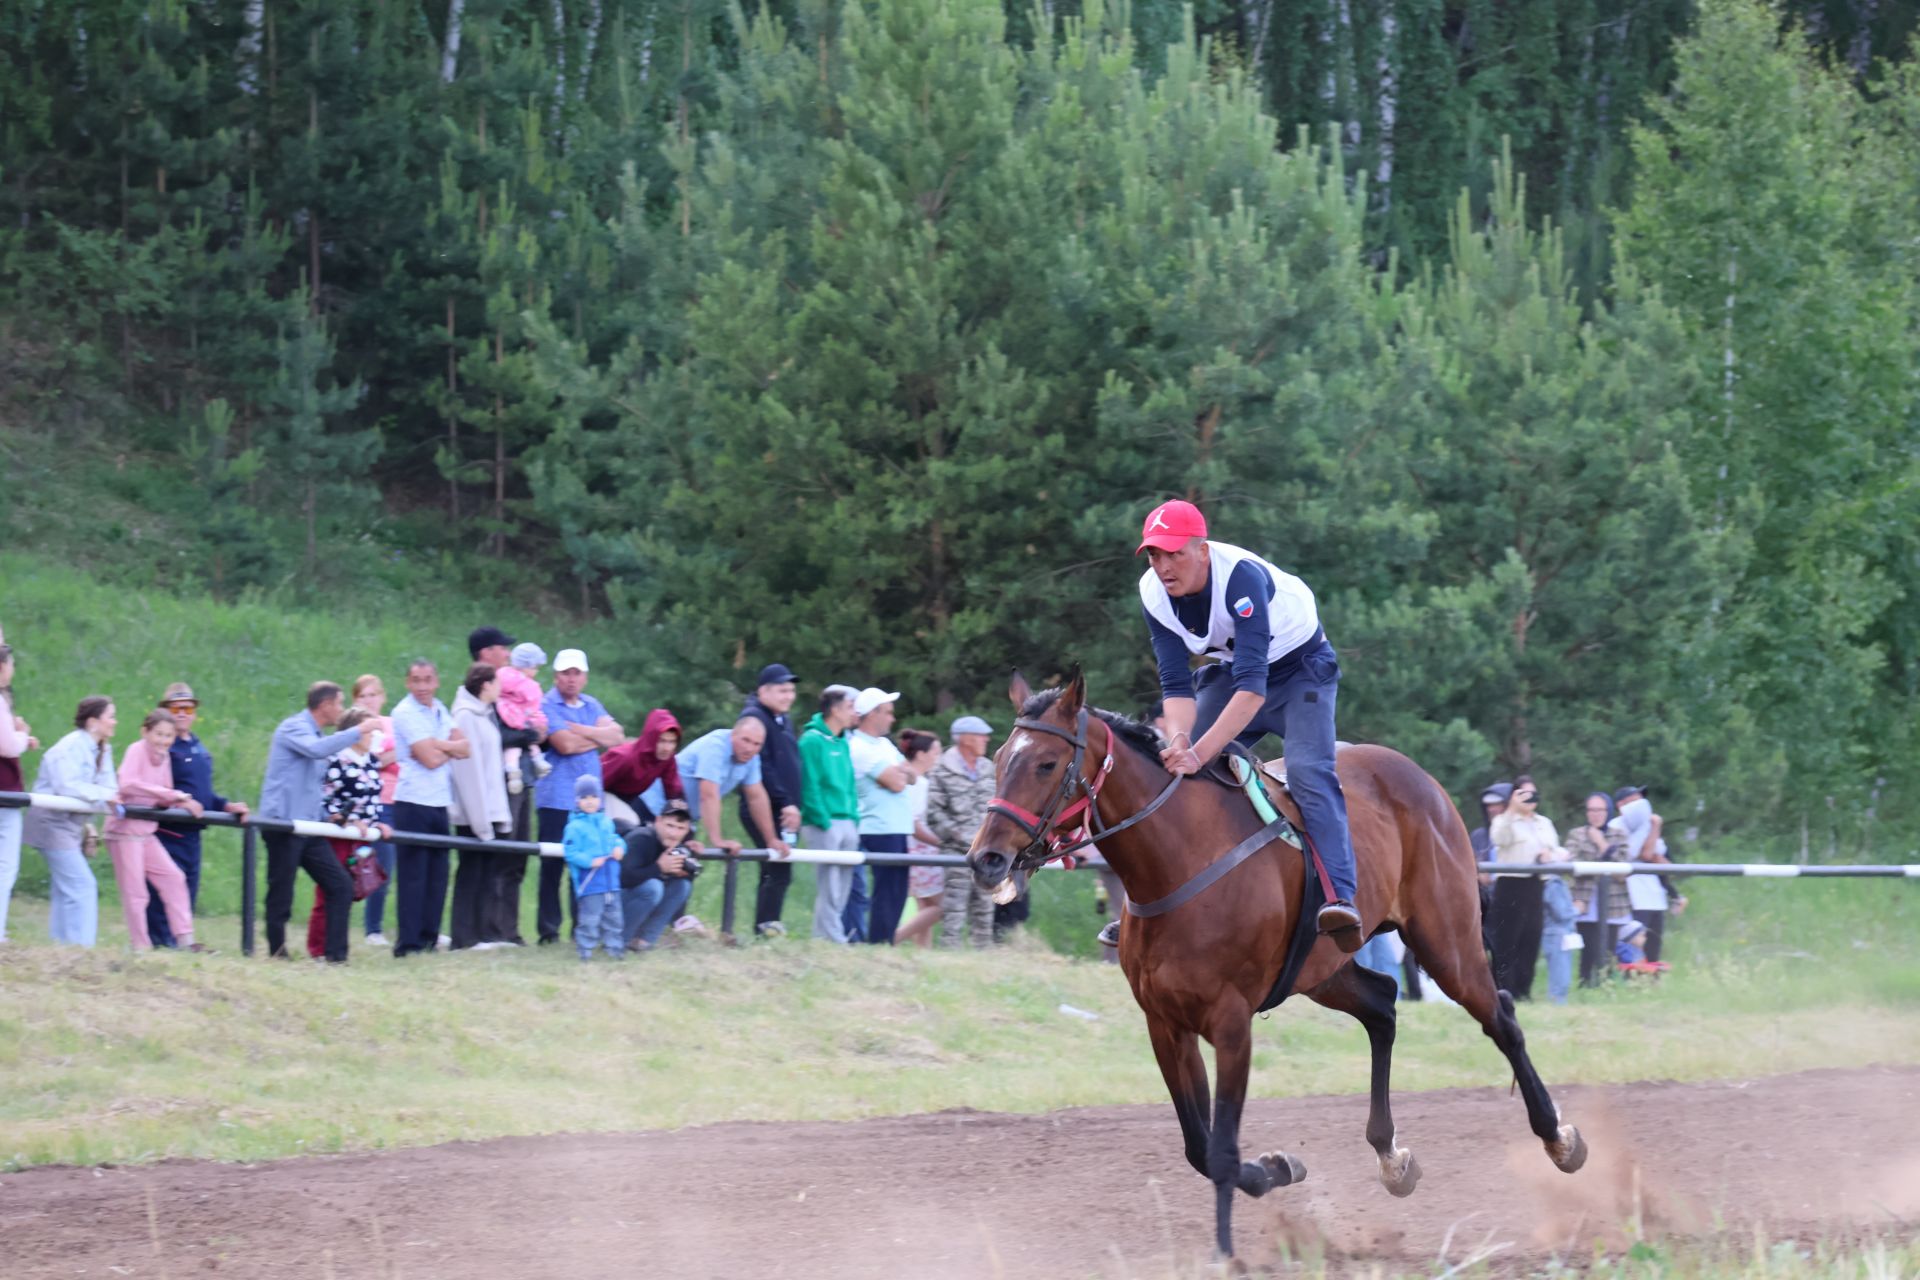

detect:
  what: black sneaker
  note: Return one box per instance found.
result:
[1096,919,1121,948]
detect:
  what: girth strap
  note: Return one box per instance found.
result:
[1125,817,1294,919]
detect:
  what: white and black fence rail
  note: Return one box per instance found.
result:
[1,790,1912,955]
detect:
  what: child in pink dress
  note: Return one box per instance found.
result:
[104,710,205,950]
[498,642,553,795]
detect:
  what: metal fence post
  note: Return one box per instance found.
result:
[241,823,258,957]
[720,854,739,940]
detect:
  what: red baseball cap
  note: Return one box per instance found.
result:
[1136,499,1208,554]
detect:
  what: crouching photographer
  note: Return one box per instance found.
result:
[621,799,698,951]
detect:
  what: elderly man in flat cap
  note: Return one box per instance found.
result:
[147,682,250,948]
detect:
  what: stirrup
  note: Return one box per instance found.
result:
[1096,919,1121,948]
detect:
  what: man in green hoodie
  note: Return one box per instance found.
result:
[800,685,862,942]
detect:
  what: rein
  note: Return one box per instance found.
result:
[986,707,1183,870]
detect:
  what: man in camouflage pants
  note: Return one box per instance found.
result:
[926,716,998,947]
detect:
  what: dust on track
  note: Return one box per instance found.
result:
[2,1066,1915,1278]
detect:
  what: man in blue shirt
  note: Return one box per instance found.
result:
[679,719,787,861]
[1134,499,1360,946]
[532,648,624,944]
[259,681,376,962]
[147,682,250,948]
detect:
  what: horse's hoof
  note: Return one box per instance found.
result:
[1379,1146,1421,1198]
[1257,1150,1306,1187]
[1548,1124,1588,1173]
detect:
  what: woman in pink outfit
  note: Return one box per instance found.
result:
[104,710,206,951]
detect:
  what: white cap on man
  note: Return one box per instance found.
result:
[852,687,900,716]
[553,648,589,673]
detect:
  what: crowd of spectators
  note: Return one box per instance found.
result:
[1465,776,1685,1002]
[0,623,1019,962]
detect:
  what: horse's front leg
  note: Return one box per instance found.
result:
[1205,1006,1305,1258]
[1146,1015,1210,1178]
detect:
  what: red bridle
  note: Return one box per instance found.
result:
[985,710,1117,865]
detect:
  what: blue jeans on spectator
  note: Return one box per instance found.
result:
[624,876,693,949]
[575,890,626,960]
[147,830,201,949]
[40,842,99,946]
[390,801,451,957]
[1353,931,1404,996]
[361,804,397,938]
[842,864,870,943]
[860,833,910,945]
[1543,925,1573,1004]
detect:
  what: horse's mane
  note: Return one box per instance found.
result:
[1018,688,1164,762]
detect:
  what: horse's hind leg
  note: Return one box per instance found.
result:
[1307,959,1419,1196]
[1401,914,1589,1175]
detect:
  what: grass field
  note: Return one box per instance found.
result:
[1,873,1915,1172]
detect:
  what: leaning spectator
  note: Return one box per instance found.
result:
[600,709,683,819]
[0,644,31,942]
[389,660,467,958]
[680,718,787,860]
[1564,791,1628,987]
[892,730,945,947]
[147,682,250,949]
[259,683,374,963]
[533,648,623,945]
[848,688,913,946]
[1487,782,1564,1001]
[740,663,804,939]
[24,696,113,946]
[103,710,206,951]
[1615,784,1683,962]
[447,662,516,949]
[928,715,998,949]
[564,775,625,961]
[497,642,553,797]
[307,706,392,958]
[799,688,862,942]
[621,798,697,951]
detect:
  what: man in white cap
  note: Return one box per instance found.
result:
[928,714,998,948]
[1133,498,1361,947]
[533,648,624,944]
[845,686,912,944]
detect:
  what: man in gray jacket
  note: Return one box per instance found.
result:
[927,715,998,948]
[259,682,376,962]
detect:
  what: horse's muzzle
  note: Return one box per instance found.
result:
[969,847,1012,889]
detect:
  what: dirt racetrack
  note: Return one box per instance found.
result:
[3,1066,1916,1278]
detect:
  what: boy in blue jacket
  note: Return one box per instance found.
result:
[564,776,626,961]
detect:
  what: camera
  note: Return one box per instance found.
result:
[679,851,703,879]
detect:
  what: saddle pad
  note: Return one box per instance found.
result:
[1227,755,1303,850]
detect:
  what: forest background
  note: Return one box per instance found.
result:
[2,0,1917,858]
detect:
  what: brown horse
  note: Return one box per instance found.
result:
[968,669,1587,1259]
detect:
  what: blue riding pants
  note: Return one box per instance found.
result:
[1192,640,1357,903]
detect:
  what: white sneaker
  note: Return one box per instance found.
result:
[436,934,452,951]
[532,756,554,780]
[508,774,525,796]
[365,932,390,948]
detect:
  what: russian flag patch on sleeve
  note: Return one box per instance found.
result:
[1233,596,1255,618]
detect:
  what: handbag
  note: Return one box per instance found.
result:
[345,845,389,902]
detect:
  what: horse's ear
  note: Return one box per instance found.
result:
[1059,664,1086,716]
[1008,670,1032,711]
